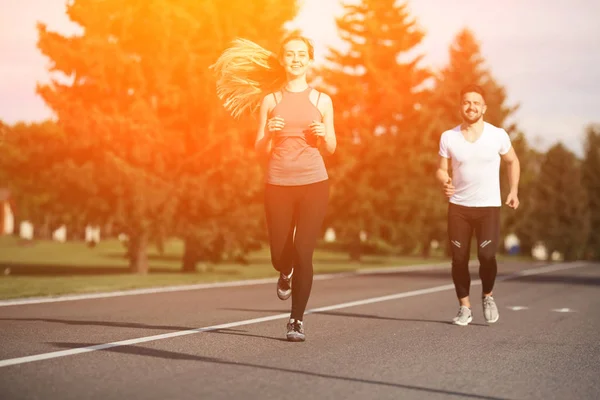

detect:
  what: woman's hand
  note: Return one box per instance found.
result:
[267,115,285,133]
[309,120,326,137]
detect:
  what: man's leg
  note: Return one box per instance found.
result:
[475,206,501,323]
[475,207,501,296]
[448,204,475,308]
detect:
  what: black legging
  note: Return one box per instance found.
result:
[448,203,500,299]
[264,180,329,321]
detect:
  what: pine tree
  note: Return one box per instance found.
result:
[531,144,589,260]
[319,0,429,259]
[581,124,600,260]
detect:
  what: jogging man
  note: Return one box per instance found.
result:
[436,84,520,326]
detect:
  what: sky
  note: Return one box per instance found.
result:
[1,0,599,156]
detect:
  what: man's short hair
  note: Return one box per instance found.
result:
[460,84,486,102]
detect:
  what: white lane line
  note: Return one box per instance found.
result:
[0,277,278,307]
[0,262,454,307]
[507,306,529,311]
[503,262,589,278]
[551,308,575,313]
[0,261,587,369]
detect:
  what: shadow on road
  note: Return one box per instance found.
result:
[208,328,289,342]
[221,308,490,327]
[0,317,194,331]
[47,341,511,400]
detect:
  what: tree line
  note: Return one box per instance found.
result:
[1,0,598,273]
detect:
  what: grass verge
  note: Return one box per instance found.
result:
[0,236,449,300]
[0,236,531,300]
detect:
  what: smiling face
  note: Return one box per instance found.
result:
[460,91,487,124]
[280,39,312,78]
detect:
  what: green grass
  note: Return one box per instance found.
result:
[0,236,447,300]
[0,236,531,300]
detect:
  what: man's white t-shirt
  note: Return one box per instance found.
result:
[439,122,512,207]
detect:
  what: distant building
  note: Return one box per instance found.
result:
[0,188,14,235]
[324,227,336,243]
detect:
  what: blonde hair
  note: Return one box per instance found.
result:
[211,35,315,119]
[210,38,286,119]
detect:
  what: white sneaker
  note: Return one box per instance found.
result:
[483,296,499,323]
[286,319,305,342]
[276,269,293,300]
[452,306,473,326]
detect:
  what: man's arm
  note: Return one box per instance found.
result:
[436,156,454,198]
[501,147,520,209]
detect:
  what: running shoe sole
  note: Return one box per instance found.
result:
[277,285,291,300]
[286,332,305,342]
[277,275,292,300]
[452,315,473,326]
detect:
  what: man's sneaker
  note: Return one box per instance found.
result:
[277,269,293,300]
[452,305,473,326]
[483,296,499,323]
[286,319,305,342]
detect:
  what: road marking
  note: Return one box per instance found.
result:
[0,277,278,307]
[552,308,575,313]
[0,262,455,307]
[507,306,528,311]
[0,261,587,369]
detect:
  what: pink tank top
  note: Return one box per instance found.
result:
[266,87,328,186]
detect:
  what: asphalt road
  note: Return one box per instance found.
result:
[0,261,598,400]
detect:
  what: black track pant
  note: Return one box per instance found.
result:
[264,180,329,320]
[448,203,500,299]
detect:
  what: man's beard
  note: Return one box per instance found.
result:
[462,111,482,123]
